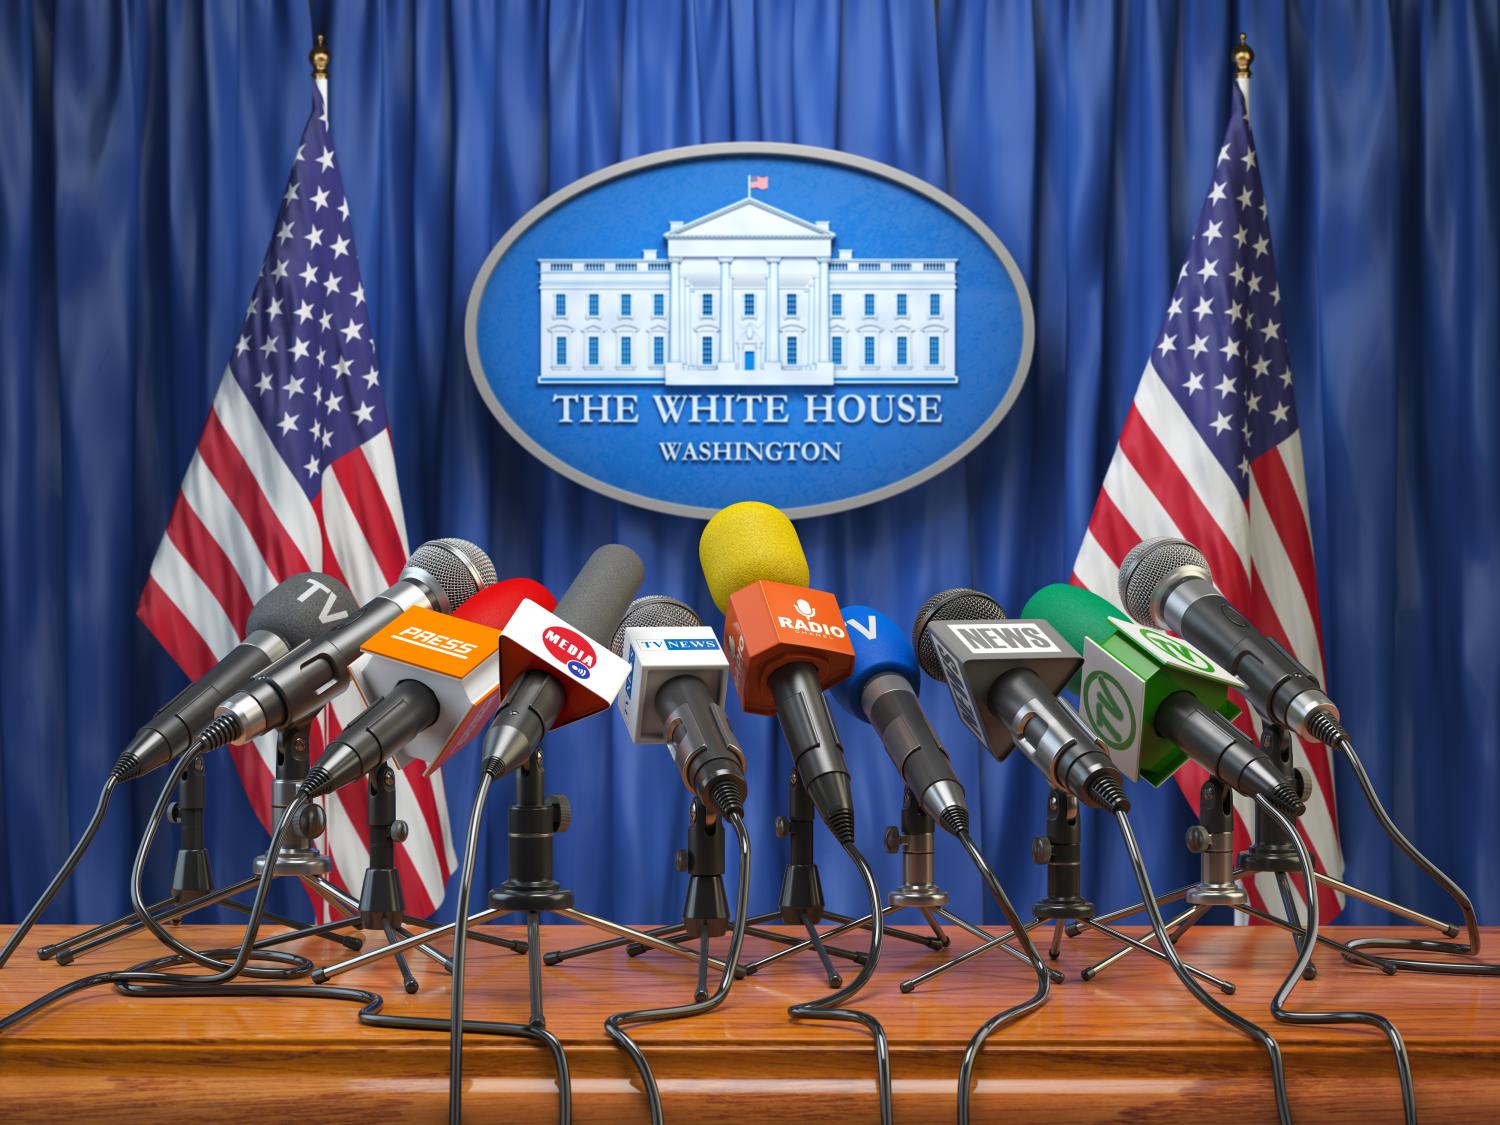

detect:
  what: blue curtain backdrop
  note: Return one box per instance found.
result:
[2,0,1497,934]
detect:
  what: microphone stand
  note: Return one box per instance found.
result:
[542,797,748,994]
[900,789,1227,994]
[1074,736,1401,983]
[744,788,1056,989]
[36,738,361,966]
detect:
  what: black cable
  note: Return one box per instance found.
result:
[449,769,496,1125]
[1330,733,1500,975]
[0,751,309,1032]
[1254,795,1417,1124]
[953,828,1052,1125]
[787,839,893,1125]
[1110,808,1294,1125]
[0,774,119,969]
[603,811,752,1125]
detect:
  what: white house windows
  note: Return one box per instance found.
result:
[537,212,954,384]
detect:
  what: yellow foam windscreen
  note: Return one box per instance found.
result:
[699,501,811,612]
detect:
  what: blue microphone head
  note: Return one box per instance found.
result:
[831,605,922,721]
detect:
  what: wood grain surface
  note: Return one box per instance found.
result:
[1,922,1495,1122]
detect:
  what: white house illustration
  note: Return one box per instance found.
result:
[537,193,956,387]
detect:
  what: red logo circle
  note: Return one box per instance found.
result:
[543,625,596,670]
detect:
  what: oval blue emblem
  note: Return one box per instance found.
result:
[466,144,1033,518]
[566,660,590,680]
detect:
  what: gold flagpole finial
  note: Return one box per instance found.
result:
[1233,33,1254,80]
[310,33,331,79]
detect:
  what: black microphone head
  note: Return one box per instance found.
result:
[402,538,497,612]
[246,572,359,647]
[911,588,1007,681]
[1118,537,1212,626]
[610,595,702,657]
[555,544,646,644]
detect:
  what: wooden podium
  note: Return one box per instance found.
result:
[2,923,1496,1121]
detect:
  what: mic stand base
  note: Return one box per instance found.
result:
[1074,776,1399,984]
[311,751,746,993]
[38,749,360,965]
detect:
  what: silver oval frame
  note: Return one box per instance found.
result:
[465,142,1035,520]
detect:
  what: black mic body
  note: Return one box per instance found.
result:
[212,539,496,747]
[614,595,747,818]
[913,589,1128,813]
[1120,537,1340,743]
[481,544,645,780]
[116,572,360,780]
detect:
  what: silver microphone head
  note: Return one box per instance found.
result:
[911,587,1007,681]
[1117,537,1212,627]
[610,595,703,657]
[402,538,497,612]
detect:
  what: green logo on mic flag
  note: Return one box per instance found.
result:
[1082,669,1137,751]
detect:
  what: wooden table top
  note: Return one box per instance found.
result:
[1,921,1496,1122]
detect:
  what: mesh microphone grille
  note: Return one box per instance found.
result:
[911,587,1006,680]
[610,595,703,656]
[1118,537,1210,626]
[404,538,497,611]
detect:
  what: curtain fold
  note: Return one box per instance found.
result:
[2,0,1496,928]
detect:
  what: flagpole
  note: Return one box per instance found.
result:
[1234,32,1253,120]
[311,31,331,105]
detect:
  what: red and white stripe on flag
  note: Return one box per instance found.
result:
[1071,82,1343,921]
[137,83,456,920]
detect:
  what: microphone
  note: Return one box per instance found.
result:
[1022,583,1305,820]
[1119,537,1343,746]
[831,605,969,836]
[115,571,360,780]
[209,539,497,749]
[912,588,1128,812]
[613,595,747,819]
[479,544,643,780]
[301,579,556,798]
[699,502,858,842]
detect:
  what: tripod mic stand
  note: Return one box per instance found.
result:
[1074,757,1398,984]
[542,797,748,999]
[899,788,1229,994]
[740,787,1045,988]
[37,734,361,966]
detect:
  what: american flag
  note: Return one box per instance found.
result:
[137,82,456,919]
[1072,81,1343,919]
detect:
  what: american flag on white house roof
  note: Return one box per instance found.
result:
[1072,82,1343,920]
[137,83,457,918]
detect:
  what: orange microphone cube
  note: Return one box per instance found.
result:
[723,580,854,715]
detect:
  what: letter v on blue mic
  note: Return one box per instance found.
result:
[833,606,970,836]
